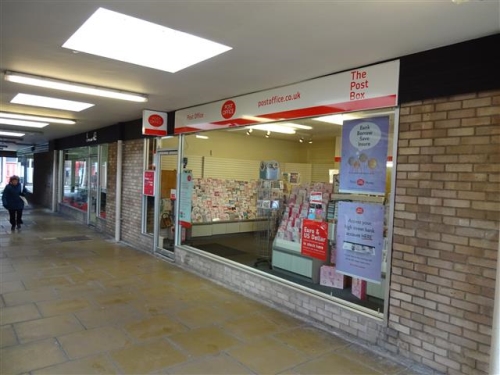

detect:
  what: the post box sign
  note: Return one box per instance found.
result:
[143,110,167,136]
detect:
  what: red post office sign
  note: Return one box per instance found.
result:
[143,170,155,196]
[142,110,167,136]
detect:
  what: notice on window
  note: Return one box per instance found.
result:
[179,170,193,224]
[339,116,389,195]
[335,202,384,283]
[143,170,155,196]
[301,219,328,261]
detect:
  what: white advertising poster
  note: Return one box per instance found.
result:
[142,110,167,136]
[335,202,384,283]
[178,170,193,224]
[339,116,389,195]
[175,60,399,133]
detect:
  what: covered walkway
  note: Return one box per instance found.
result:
[1,208,433,374]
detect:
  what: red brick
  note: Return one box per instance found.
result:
[399,130,422,139]
[445,164,473,172]
[419,180,444,189]
[411,104,435,114]
[461,116,491,126]
[476,125,500,135]
[477,106,500,116]
[448,127,475,136]
[443,199,471,208]
[436,102,462,111]
[448,109,476,119]
[444,181,471,190]
[450,299,479,313]
[438,287,465,300]
[462,97,492,108]
[434,137,461,146]
[409,138,433,147]
[432,173,458,181]
[430,206,456,216]
[440,269,467,282]
[423,112,447,121]
[459,136,491,145]
[451,93,477,101]
[414,264,439,275]
[400,114,423,123]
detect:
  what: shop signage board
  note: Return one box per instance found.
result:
[301,219,328,261]
[339,116,389,195]
[143,170,155,196]
[174,60,399,133]
[142,110,167,136]
[179,170,193,225]
[335,202,384,283]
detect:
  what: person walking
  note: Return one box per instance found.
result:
[2,175,27,231]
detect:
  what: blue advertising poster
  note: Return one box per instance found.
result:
[335,202,384,283]
[179,170,193,224]
[339,116,389,195]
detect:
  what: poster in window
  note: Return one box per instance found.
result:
[339,116,389,195]
[301,219,328,261]
[335,202,384,283]
[143,170,155,196]
[179,170,193,225]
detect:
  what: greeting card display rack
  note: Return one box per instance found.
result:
[254,179,284,268]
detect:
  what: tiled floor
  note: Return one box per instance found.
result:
[1,208,434,374]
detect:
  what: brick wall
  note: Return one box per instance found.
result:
[119,139,153,252]
[105,142,117,237]
[390,90,500,374]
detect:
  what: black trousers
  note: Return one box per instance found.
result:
[8,209,23,226]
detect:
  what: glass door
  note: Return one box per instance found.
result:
[154,150,178,258]
[88,153,98,226]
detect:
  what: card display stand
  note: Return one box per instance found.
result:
[255,180,284,268]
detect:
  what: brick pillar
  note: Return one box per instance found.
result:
[391,91,500,374]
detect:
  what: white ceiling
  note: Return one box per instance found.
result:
[0,0,499,151]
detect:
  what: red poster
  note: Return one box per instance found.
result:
[301,219,328,261]
[143,170,155,196]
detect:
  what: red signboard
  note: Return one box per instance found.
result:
[301,219,328,261]
[143,170,155,196]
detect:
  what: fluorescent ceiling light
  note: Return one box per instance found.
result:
[249,124,296,134]
[4,71,147,103]
[11,93,94,112]
[281,122,313,130]
[195,134,209,139]
[0,112,74,125]
[241,115,274,123]
[0,118,48,128]
[314,114,361,125]
[63,7,232,73]
[0,131,25,137]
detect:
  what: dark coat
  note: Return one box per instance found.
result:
[2,183,26,210]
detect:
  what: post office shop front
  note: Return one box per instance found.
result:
[160,60,400,344]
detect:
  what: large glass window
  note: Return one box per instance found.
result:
[61,145,109,220]
[62,147,89,212]
[171,108,396,314]
[99,144,108,218]
[142,138,157,234]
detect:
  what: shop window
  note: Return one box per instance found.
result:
[62,147,89,212]
[142,138,157,235]
[176,109,396,313]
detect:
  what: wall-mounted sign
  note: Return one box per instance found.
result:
[143,110,167,136]
[143,170,155,196]
[85,131,97,143]
[175,60,399,133]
